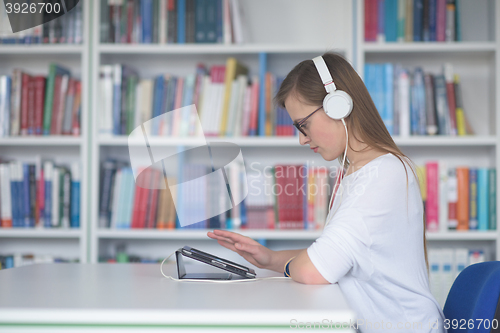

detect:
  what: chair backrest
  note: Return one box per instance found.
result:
[443,261,500,333]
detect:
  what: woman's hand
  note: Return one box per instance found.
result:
[207,229,274,270]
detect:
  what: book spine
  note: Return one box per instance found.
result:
[456,167,469,230]
[445,0,455,41]
[364,0,378,42]
[447,168,458,230]
[468,168,478,230]
[177,0,186,43]
[425,162,439,232]
[488,169,496,230]
[477,168,488,231]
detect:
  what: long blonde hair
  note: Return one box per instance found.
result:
[275,52,429,274]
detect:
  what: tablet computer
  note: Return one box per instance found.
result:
[176,246,256,279]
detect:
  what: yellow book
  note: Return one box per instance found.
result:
[454,74,467,136]
[416,165,427,201]
[220,58,248,136]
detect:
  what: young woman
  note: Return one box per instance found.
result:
[207,52,446,332]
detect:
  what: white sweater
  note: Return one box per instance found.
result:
[307,153,446,333]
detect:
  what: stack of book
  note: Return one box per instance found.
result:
[364,62,473,136]
[417,162,496,232]
[100,0,248,44]
[0,64,82,137]
[0,254,79,270]
[365,0,463,42]
[0,159,80,229]
[428,247,485,307]
[0,1,83,44]
[99,59,296,137]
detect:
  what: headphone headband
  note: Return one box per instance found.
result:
[312,56,337,94]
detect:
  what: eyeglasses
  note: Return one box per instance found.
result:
[293,106,323,136]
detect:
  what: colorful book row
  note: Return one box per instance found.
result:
[101,0,247,44]
[417,163,496,232]
[365,0,462,42]
[99,162,332,230]
[0,1,83,44]
[428,248,485,307]
[0,253,79,270]
[0,160,81,229]
[365,62,474,137]
[0,64,82,138]
[99,59,295,137]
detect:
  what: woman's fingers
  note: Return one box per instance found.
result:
[234,242,258,255]
[212,229,249,243]
[207,232,236,244]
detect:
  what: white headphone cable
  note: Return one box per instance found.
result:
[160,252,290,283]
[326,118,349,226]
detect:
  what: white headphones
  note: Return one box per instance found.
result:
[312,56,352,220]
[312,56,353,120]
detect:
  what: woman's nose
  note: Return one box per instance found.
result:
[299,132,310,145]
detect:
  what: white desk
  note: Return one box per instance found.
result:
[0,263,355,332]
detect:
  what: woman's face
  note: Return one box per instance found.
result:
[285,93,347,162]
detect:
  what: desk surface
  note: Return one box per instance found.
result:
[0,263,355,330]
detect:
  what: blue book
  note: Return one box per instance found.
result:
[413,0,424,41]
[373,64,385,127]
[70,163,80,228]
[215,0,223,43]
[123,168,136,229]
[477,168,488,231]
[205,0,217,43]
[258,52,267,136]
[469,168,478,230]
[44,166,53,228]
[10,164,18,227]
[384,63,394,135]
[23,164,31,228]
[429,0,437,41]
[455,0,461,41]
[141,0,153,43]
[4,256,13,269]
[384,0,398,42]
[177,0,186,43]
[195,0,206,43]
[488,169,496,230]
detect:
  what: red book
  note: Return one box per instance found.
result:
[34,76,46,135]
[131,167,145,228]
[446,81,457,135]
[72,81,81,136]
[436,0,446,42]
[137,168,152,229]
[425,162,439,232]
[126,0,134,43]
[20,73,31,136]
[146,169,161,228]
[27,76,36,135]
[249,79,259,136]
[364,0,378,42]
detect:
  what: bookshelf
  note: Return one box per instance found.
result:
[355,0,500,262]
[0,0,90,264]
[89,0,353,263]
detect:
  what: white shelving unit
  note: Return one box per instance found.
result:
[0,1,90,263]
[355,0,500,261]
[89,0,353,263]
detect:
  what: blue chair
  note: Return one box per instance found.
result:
[443,261,500,333]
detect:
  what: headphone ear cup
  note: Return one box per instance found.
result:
[323,90,353,120]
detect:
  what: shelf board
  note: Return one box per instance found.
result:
[362,42,496,53]
[100,136,301,147]
[98,44,344,55]
[96,229,498,241]
[99,135,496,147]
[97,229,323,240]
[0,137,83,146]
[0,45,84,54]
[393,136,497,146]
[0,228,82,238]
[426,231,498,241]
